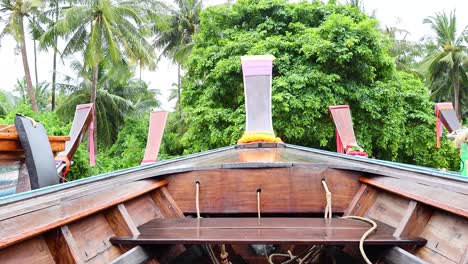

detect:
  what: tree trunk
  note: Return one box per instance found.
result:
[33,39,38,87]
[19,15,39,113]
[177,63,181,114]
[452,66,461,121]
[91,65,99,153]
[51,2,59,111]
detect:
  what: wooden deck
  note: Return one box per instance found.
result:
[110,217,427,246]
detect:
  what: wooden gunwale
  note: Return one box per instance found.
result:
[0,179,167,249]
[360,177,468,218]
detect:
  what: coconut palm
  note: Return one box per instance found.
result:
[151,0,201,113]
[0,0,41,112]
[42,0,155,149]
[14,78,50,110]
[422,10,467,120]
[58,60,160,145]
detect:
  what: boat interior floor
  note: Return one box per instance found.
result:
[110,217,426,246]
[110,217,427,264]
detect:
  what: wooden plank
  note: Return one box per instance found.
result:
[394,201,433,238]
[67,213,122,263]
[382,247,429,264]
[138,217,393,230]
[0,179,167,249]
[166,168,361,213]
[105,204,140,237]
[150,186,184,218]
[360,177,468,218]
[45,225,85,264]
[0,236,55,264]
[415,211,468,263]
[367,191,409,228]
[125,194,164,227]
[344,184,378,216]
[109,246,152,264]
[111,218,425,246]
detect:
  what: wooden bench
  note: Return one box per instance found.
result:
[110,217,426,246]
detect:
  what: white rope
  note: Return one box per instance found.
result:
[196,182,201,218]
[341,216,377,264]
[257,190,261,219]
[321,180,332,219]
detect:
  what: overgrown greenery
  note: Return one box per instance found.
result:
[0,0,465,179]
[179,0,459,169]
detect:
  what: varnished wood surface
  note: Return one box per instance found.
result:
[166,168,362,214]
[0,179,167,249]
[0,130,69,161]
[360,177,468,218]
[111,217,426,246]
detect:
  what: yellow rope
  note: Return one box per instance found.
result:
[341,216,377,264]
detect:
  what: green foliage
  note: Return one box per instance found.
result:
[421,10,467,119]
[179,0,459,169]
[0,104,69,135]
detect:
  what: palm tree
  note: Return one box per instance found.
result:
[0,0,41,112]
[14,78,50,110]
[58,60,160,145]
[42,0,155,149]
[34,0,62,110]
[422,10,467,121]
[384,25,424,77]
[151,0,201,113]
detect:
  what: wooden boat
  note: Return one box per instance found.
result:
[0,56,467,264]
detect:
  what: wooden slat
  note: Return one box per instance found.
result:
[0,179,167,249]
[394,201,432,238]
[367,191,409,228]
[150,186,184,218]
[110,246,152,264]
[67,213,122,263]
[415,211,468,264]
[360,177,468,218]
[105,204,140,238]
[166,168,361,213]
[111,218,426,246]
[344,184,377,216]
[382,247,429,264]
[46,225,85,264]
[0,236,55,264]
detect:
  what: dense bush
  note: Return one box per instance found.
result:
[179,0,459,169]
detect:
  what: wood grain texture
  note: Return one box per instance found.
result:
[0,236,55,264]
[45,225,85,264]
[343,184,378,216]
[150,186,184,218]
[111,218,426,246]
[67,213,122,263]
[415,211,468,264]
[367,191,409,228]
[360,177,468,218]
[105,204,140,237]
[125,194,164,227]
[166,168,361,214]
[0,179,167,249]
[394,201,433,238]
